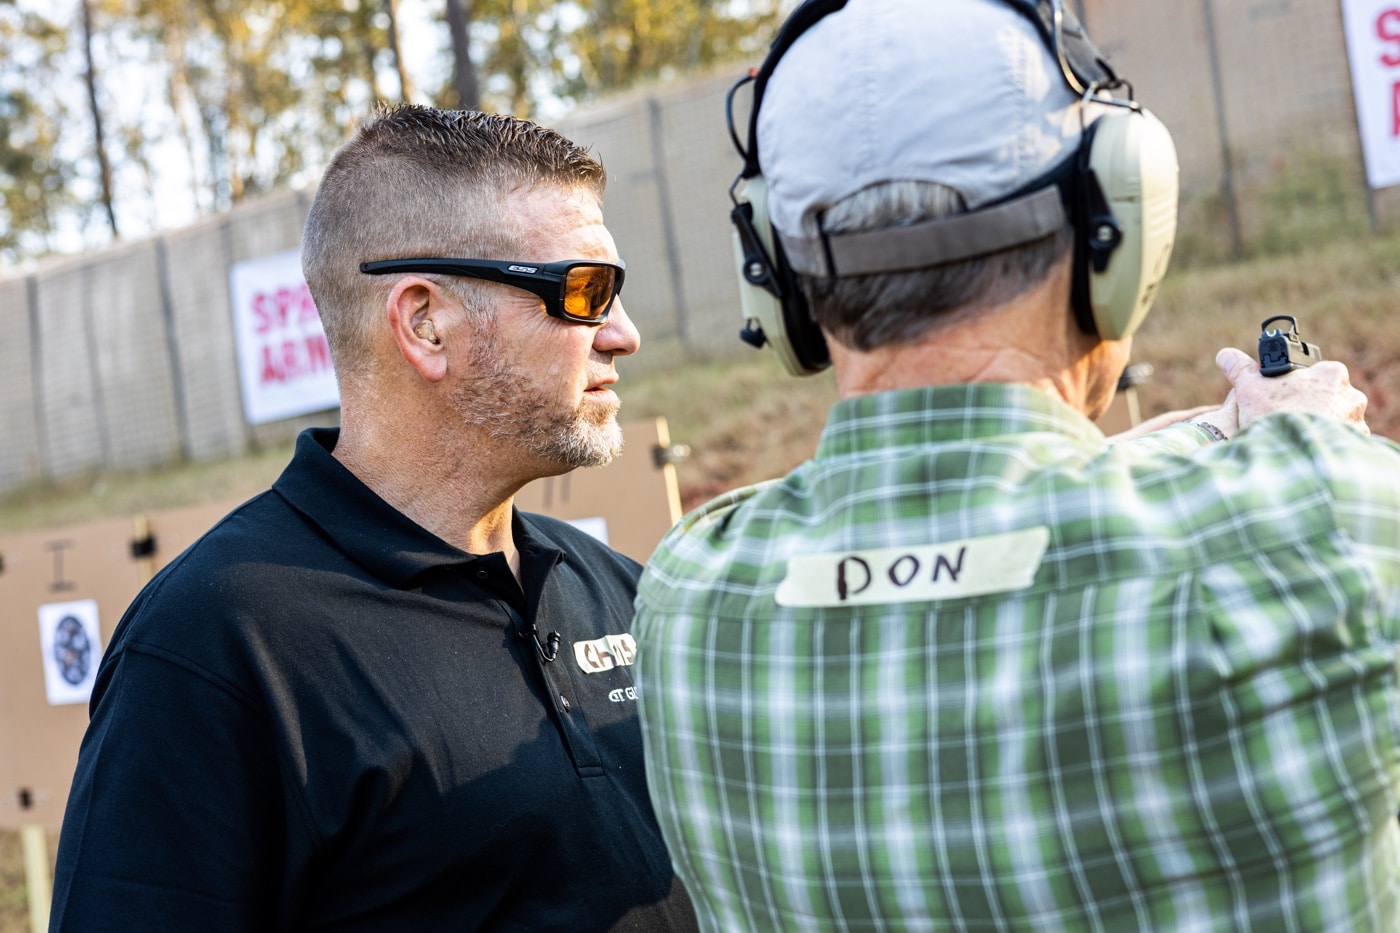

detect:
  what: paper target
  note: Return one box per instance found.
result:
[38,599,102,705]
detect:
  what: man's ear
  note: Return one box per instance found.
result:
[387,277,448,382]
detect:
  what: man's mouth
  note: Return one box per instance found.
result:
[585,373,618,395]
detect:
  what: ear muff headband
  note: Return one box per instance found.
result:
[727,0,1178,375]
[737,0,851,181]
[726,0,849,376]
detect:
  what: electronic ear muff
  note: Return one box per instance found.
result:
[726,0,1179,375]
[1072,106,1179,340]
[731,172,830,375]
[727,0,847,377]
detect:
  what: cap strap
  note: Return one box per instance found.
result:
[781,186,1068,278]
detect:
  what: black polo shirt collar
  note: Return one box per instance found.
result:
[273,428,566,590]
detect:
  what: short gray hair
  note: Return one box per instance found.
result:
[302,105,606,380]
[797,181,1073,351]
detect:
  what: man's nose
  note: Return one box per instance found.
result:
[596,298,641,357]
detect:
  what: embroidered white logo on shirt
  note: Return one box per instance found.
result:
[574,633,638,673]
[775,527,1050,608]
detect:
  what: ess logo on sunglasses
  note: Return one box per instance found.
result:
[507,264,539,273]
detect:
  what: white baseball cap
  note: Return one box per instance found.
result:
[757,0,1089,273]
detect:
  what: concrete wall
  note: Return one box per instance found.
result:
[0,0,1387,492]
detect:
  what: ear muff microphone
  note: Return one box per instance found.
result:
[725,0,1180,375]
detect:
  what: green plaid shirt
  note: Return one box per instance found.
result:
[635,383,1400,932]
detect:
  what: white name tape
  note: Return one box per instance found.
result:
[774,527,1050,608]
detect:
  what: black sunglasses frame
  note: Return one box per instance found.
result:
[359,257,626,325]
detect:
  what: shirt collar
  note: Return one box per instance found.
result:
[815,383,1107,461]
[272,427,564,587]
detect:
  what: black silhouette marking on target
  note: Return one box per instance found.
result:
[53,615,91,686]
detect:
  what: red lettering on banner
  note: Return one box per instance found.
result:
[260,344,280,383]
[1379,8,1400,66]
[272,288,289,330]
[252,293,271,334]
[259,334,334,385]
[250,283,319,335]
[1393,80,1400,137]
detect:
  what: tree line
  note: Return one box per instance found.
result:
[0,0,780,262]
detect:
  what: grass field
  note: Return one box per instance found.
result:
[3,232,1399,927]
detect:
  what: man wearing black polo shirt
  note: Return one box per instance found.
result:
[50,106,698,932]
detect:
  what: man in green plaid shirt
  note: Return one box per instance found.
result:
[633,1,1400,930]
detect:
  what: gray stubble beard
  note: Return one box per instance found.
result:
[451,326,623,471]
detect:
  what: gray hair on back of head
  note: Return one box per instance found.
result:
[798,180,1073,351]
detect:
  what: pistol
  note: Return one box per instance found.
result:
[1258,315,1322,377]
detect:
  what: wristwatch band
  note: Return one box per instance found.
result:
[1191,421,1229,443]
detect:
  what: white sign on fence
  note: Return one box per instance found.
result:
[229,249,341,425]
[1342,0,1400,189]
[37,599,102,706]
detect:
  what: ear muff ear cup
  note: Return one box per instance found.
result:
[1079,107,1179,340]
[724,0,847,377]
[731,175,830,376]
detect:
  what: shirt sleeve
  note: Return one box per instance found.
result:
[50,646,288,932]
[1110,419,1216,455]
[1304,426,1400,631]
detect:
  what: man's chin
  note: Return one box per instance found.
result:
[580,421,625,467]
[540,416,623,470]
